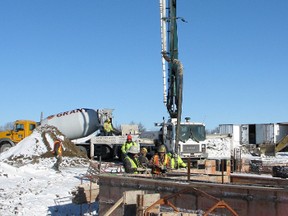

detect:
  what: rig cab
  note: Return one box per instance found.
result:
[157,117,208,159]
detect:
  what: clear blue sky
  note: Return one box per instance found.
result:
[1,0,287,131]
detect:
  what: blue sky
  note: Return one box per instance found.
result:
[1,0,287,131]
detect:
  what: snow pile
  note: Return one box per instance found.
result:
[205,136,259,160]
[206,137,232,159]
[0,125,98,215]
[0,125,88,166]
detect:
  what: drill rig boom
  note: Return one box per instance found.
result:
[160,0,183,153]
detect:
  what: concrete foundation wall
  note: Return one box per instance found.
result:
[98,174,288,216]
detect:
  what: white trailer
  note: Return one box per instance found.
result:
[219,123,288,146]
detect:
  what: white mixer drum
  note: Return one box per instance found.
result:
[41,108,99,140]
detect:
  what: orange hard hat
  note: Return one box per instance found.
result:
[127,134,132,141]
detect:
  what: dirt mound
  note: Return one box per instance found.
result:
[38,125,88,158]
[0,125,88,166]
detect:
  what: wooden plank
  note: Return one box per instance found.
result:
[123,190,144,205]
[159,212,197,216]
[103,196,124,216]
[137,193,160,216]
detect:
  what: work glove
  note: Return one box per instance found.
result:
[136,168,146,172]
[160,165,167,173]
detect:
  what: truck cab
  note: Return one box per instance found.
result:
[0,120,37,153]
[159,117,208,159]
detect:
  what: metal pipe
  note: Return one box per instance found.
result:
[159,0,167,105]
[188,157,191,181]
[221,159,224,184]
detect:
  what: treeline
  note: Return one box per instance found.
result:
[0,122,14,131]
[206,126,220,135]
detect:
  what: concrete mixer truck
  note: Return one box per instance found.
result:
[0,108,147,160]
[41,108,145,160]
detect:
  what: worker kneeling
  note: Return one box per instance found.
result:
[150,145,171,175]
[123,145,141,174]
[167,152,187,169]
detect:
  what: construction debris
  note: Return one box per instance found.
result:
[72,182,99,204]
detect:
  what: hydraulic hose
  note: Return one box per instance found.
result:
[173,59,183,154]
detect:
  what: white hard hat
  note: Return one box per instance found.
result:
[128,146,139,154]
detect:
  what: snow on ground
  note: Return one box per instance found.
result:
[1,127,288,216]
[0,127,97,216]
[0,160,97,216]
[206,135,288,166]
[206,136,232,159]
[205,135,252,159]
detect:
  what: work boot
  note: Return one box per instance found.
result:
[52,164,59,171]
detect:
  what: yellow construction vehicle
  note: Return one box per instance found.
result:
[275,135,288,153]
[0,120,38,153]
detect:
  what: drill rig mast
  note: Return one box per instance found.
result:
[159,0,183,153]
[158,0,207,159]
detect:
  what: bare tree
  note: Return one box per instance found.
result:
[129,121,146,133]
[0,122,14,131]
[137,122,146,133]
[206,126,220,135]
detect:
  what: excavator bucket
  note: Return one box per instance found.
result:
[275,135,288,153]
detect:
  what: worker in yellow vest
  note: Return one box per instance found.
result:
[167,152,187,169]
[103,118,113,136]
[121,134,138,159]
[123,145,141,173]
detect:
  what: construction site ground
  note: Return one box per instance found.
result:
[1,126,288,215]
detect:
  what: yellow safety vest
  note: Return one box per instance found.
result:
[124,156,139,174]
[121,141,138,154]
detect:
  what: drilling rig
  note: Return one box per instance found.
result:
[157,0,208,159]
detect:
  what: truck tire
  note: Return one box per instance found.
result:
[77,146,88,156]
[0,143,12,153]
[272,166,288,178]
[94,145,113,160]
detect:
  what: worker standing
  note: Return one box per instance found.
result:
[123,146,141,173]
[52,139,63,172]
[121,134,138,159]
[103,118,113,136]
[167,152,187,169]
[150,145,170,174]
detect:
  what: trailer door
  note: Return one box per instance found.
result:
[240,125,249,145]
